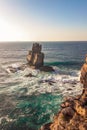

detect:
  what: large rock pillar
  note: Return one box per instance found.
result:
[27,43,44,68]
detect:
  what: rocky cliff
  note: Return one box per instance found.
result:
[40,56,87,130]
[80,56,87,88]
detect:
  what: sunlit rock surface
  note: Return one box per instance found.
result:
[27,43,44,68]
[27,43,54,72]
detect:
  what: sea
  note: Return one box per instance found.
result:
[0,41,87,130]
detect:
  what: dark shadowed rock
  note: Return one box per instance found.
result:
[61,107,75,118]
[39,66,54,72]
[39,79,55,86]
[40,123,52,130]
[25,73,36,77]
[6,64,27,73]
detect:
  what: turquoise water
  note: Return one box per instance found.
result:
[9,93,62,129]
[0,41,86,129]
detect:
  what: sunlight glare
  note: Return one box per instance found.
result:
[0,17,26,41]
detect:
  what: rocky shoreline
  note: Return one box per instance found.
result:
[1,43,87,130]
[40,57,87,130]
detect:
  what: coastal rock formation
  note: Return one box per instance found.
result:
[40,56,87,130]
[6,43,54,73]
[27,43,54,71]
[80,55,87,87]
[27,43,44,68]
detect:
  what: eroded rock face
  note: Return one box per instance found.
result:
[40,56,87,130]
[80,55,87,87]
[27,43,44,68]
[27,43,54,72]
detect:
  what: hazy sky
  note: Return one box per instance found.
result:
[0,0,87,41]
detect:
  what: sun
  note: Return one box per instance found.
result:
[0,17,26,41]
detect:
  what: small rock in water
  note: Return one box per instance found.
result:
[72,85,75,87]
[7,64,26,73]
[7,67,18,73]
[39,79,55,85]
[25,73,35,77]
[67,88,72,91]
[39,66,54,72]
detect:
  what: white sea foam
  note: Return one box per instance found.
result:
[0,63,82,97]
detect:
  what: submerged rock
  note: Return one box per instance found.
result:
[6,64,27,73]
[25,73,36,77]
[39,79,56,86]
[40,55,87,130]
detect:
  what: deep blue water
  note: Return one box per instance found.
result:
[0,41,87,129]
[0,41,87,66]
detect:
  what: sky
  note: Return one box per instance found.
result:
[0,0,87,41]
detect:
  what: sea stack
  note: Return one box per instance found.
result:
[40,56,87,130]
[27,43,44,68]
[27,43,54,72]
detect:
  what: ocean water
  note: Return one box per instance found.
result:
[0,41,87,129]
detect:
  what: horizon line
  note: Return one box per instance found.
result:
[0,40,87,43]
